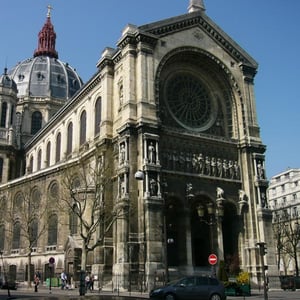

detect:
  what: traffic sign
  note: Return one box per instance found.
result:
[208,254,218,265]
[49,257,55,264]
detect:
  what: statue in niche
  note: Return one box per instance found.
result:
[257,160,265,179]
[217,158,223,177]
[192,154,198,173]
[119,143,126,165]
[186,183,193,197]
[120,176,126,196]
[228,160,234,179]
[118,81,123,107]
[148,141,156,164]
[223,159,229,178]
[261,192,267,208]
[205,156,211,175]
[149,178,158,196]
[233,161,240,179]
[239,189,247,202]
[198,153,204,174]
[211,157,217,176]
[216,187,224,199]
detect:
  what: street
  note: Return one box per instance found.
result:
[0,287,300,300]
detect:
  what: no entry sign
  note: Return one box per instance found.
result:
[208,254,218,265]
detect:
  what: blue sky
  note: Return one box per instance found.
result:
[0,0,299,179]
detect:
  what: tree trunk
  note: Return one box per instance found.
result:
[28,251,32,288]
[81,246,87,272]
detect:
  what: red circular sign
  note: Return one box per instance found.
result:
[208,254,218,265]
[49,257,55,264]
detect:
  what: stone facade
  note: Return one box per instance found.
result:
[0,1,277,290]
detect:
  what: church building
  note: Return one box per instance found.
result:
[0,0,276,290]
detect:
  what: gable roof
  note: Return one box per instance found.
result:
[139,10,258,68]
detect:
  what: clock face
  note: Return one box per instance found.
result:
[164,72,217,132]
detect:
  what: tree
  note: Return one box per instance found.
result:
[3,183,49,287]
[273,210,300,276]
[59,150,126,276]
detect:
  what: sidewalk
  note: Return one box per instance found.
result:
[1,286,300,300]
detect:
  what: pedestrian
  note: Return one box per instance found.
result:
[34,272,40,292]
[85,273,90,292]
[89,274,94,291]
[60,271,67,289]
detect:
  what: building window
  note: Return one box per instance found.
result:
[28,156,33,173]
[55,132,61,163]
[67,122,73,155]
[31,111,42,135]
[94,97,102,136]
[48,214,58,245]
[80,110,86,145]
[0,102,7,127]
[12,222,21,249]
[69,210,78,234]
[30,218,38,247]
[46,142,51,167]
[0,158,3,183]
[281,185,285,192]
[0,224,5,250]
[37,149,42,171]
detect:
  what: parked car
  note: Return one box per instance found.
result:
[150,275,226,300]
[0,277,17,290]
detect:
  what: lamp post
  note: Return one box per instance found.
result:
[0,250,11,298]
[197,201,224,277]
[256,242,268,300]
[135,170,169,283]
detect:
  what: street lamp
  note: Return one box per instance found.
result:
[0,250,11,298]
[135,170,169,283]
[256,242,268,300]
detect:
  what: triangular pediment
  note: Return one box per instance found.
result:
[138,11,257,68]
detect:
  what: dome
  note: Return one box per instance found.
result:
[7,7,82,101]
[0,68,17,92]
[8,56,82,100]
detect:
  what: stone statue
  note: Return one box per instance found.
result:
[148,142,155,164]
[216,187,224,199]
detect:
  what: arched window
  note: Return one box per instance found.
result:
[28,156,33,173]
[12,221,21,249]
[31,111,42,134]
[1,102,7,127]
[48,214,58,245]
[0,157,3,182]
[14,193,24,212]
[55,132,61,163]
[0,224,5,250]
[10,105,14,125]
[94,97,102,136]
[46,141,51,167]
[67,122,73,155]
[80,110,86,145]
[37,149,42,171]
[69,204,78,235]
[29,218,38,247]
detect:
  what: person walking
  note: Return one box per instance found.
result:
[34,272,40,292]
[60,271,67,289]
